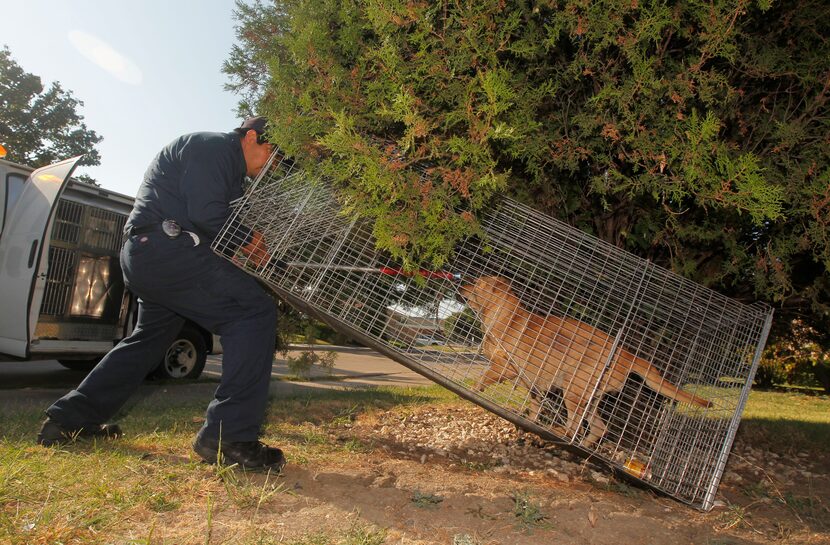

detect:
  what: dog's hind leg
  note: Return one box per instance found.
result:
[559,394,587,443]
[524,386,544,421]
[580,400,608,448]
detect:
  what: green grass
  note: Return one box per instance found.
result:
[0,384,453,544]
[737,389,830,452]
[0,441,206,542]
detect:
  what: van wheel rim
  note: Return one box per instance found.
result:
[163,340,196,378]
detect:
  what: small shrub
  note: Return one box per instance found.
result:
[754,356,788,389]
[410,490,443,509]
[316,350,337,374]
[758,323,830,390]
[286,352,315,379]
[284,316,339,379]
[813,361,830,393]
[511,490,549,530]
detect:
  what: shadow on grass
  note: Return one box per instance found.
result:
[752,384,828,397]
[0,381,454,443]
[736,417,830,454]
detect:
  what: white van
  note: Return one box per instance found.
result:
[0,156,220,379]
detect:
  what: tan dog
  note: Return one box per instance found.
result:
[459,276,712,446]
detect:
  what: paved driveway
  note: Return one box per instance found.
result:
[0,345,434,392]
[206,345,434,387]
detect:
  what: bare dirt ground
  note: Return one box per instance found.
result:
[187,401,829,545]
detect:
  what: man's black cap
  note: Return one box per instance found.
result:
[239,116,268,134]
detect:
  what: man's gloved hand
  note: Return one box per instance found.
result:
[240,230,270,268]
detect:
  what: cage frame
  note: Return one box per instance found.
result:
[213,152,774,510]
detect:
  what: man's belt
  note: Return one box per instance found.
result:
[125,220,200,246]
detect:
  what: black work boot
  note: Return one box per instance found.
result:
[193,434,286,471]
[36,418,123,447]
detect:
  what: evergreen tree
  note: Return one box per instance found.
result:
[224,0,830,351]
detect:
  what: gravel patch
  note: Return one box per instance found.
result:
[353,404,830,495]
[357,405,608,483]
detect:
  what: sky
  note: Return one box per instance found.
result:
[1,0,248,197]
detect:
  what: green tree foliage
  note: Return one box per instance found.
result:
[757,319,830,392]
[0,46,102,168]
[225,0,829,350]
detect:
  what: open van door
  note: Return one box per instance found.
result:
[0,157,82,357]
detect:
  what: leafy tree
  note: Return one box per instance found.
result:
[0,46,102,169]
[225,0,830,351]
[757,320,830,392]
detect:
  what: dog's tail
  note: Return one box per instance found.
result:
[627,354,713,408]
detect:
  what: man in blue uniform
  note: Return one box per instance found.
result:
[37,117,285,470]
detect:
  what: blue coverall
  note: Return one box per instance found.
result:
[46,131,277,443]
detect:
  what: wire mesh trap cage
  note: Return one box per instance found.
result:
[213,152,773,510]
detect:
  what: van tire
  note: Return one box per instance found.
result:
[57,358,101,371]
[154,325,207,380]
